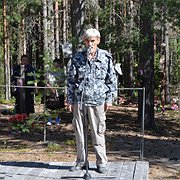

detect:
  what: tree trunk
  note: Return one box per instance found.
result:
[35,10,44,70]
[99,0,106,45]
[3,0,11,100]
[71,0,85,54]
[139,0,155,129]
[22,19,27,54]
[43,0,48,55]
[55,0,60,58]
[48,0,55,60]
[42,0,55,60]
[129,0,135,86]
[123,0,134,89]
[62,0,68,44]
[95,15,99,30]
[165,21,170,103]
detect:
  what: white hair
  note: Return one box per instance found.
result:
[83,28,101,40]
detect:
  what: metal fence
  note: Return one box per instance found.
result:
[0,85,145,160]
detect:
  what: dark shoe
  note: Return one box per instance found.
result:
[70,163,86,172]
[97,165,107,174]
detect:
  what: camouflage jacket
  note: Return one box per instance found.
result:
[67,48,117,106]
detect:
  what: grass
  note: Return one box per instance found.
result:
[45,142,63,152]
[64,139,76,146]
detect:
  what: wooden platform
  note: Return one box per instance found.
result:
[0,161,149,180]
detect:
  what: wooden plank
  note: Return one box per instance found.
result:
[87,162,102,179]
[10,166,35,180]
[0,161,149,180]
[38,162,62,179]
[47,162,64,179]
[22,162,49,179]
[119,161,136,180]
[0,163,14,179]
[87,162,112,179]
[0,161,28,179]
[60,161,85,180]
[58,162,74,179]
[52,161,69,178]
[106,161,123,179]
[133,161,149,180]
[13,162,61,180]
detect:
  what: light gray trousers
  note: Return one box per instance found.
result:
[72,103,108,167]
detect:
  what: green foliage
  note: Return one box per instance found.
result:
[155,0,180,27]
[8,112,50,133]
[28,112,50,124]
[166,0,180,27]
[0,96,15,104]
[170,38,180,85]
[46,143,63,152]
[0,0,179,104]
[64,139,76,146]
[9,114,29,133]
[97,3,140,62]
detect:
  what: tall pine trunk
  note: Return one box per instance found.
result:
[139,0,155,128]
[71,0,85,54]
[3,0,11,100]
[165,21,170,103]
[62,0,68,44]
[55,0,60,58]
[43,0,48,55]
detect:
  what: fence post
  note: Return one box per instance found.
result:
[140,87,145,160]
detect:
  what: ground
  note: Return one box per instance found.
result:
[0,103,179,180]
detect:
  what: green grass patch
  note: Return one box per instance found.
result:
[64,139,76,146]
[45,142,63,152]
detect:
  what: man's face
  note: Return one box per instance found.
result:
[84,37,100,54]
[21,57,29,65]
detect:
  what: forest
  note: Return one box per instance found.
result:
[0,0,179,129]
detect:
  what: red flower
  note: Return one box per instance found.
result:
[8,113,27,123]
[22,114,27,119]
[9,116,15,122]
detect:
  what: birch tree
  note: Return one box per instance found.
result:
[3,0,11,100]
[55,0,60,58]
[164,21,170,103]
[62,0,68,44]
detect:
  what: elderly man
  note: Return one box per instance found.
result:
[67,28,117,173]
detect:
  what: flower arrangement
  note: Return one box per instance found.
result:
[9,114,27,123]
[8,112,50,133]
[8,114,29,133]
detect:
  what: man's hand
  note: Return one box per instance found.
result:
[104,103,112,112]
[67,104,73,112]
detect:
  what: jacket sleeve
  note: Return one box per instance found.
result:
[105,53,117,104]
[67,60,77,105]
[11,65,20,83]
